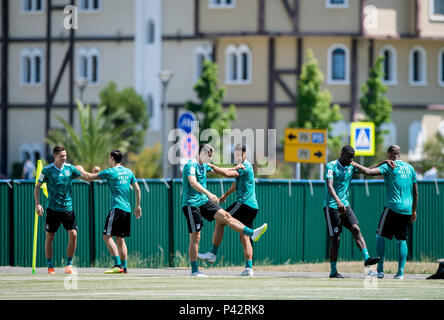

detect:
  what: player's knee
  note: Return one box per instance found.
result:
[331,235,340,244]
[46,232,56,241]
[351,225,361,236]
[216,210,230,222]
[190,232,201,243]
[69,230,77,239]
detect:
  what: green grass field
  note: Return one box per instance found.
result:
[1,264,444,300]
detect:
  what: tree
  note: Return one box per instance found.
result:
[99,82,149,154]
[127,143,162,178]
[359,56,393,160]
[422,132,444,177]
[47,102,135,171]
[290,49,343,159]
[185,60,237,149]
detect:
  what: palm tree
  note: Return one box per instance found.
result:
[47,101,136,171]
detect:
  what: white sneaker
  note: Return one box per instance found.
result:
[251,223,268,242]
[239,268,254,276]
[190,270,208,277]
[394,274,404,280]
[198,252,217,264]
[368,270,384,279]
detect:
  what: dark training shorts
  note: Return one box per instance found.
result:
[45,208,77,233]
[376,207,411,241]
[103,208,131,238]
[183,201,222,233]
[226,202,258,229]
[324,206,359,237]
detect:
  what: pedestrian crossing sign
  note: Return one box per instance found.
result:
[350,122,375,156]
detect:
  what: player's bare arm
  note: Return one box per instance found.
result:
[411,183,418,223]
[351,160,396,176]
[34,182,44,216]
[219,181,237,204]
[207,163,244,178]
[75,165,101,181]
[188,175,219,204]
[326,178,346,214]
[132,181,142,219]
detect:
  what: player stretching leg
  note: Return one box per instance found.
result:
[324,145,380,278]
[352,145,418,279]
[76,150,141,274]
[198,144,259,276]
[182,144,268,277]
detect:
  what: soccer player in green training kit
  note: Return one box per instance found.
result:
[324,145,381,278]
[34,145,90,275]
[182,144,268,277]
[198,144,259,276]
[351,145,418,280]
[76,150,141,274]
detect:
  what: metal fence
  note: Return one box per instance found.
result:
[0,179,442,267]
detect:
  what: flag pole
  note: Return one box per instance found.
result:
[32,160,45,275]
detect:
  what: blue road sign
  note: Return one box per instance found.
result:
[178,111,197,134]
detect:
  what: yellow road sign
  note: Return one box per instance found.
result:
[284,145,327,164]
[284,128,327,164]
[284,128,327,146]
[350,122,375,156]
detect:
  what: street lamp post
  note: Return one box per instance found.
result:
[75,77,88,105]
[159,70,174,178]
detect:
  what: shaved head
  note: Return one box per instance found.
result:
[387,145,400,155]
[387,145,401,160]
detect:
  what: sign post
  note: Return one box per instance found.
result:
[177,111,198,172]
[284,128,328,180]
[350,122,375,180]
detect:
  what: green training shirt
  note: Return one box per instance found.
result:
[98,166,136,213]
[38,162,82,212]
[324,159,358,209]
[182,158,213,207]
[378,160,417,215]
[235,160,258,209]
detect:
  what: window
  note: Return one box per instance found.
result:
[408,121,426,161]
[409,46,427,86]
[438,47,444,86]
[21,48,44,85]
[147,95,154,118]
[147,20,155,44]
[326,0,349,8]
[194,45,213,81]
[225,44,252,84]
[209,0,235,9]
[19,143,43,164]
[77,47,101,85]
[79,0,101,12]
[327,44,349,85]
[22,0,43,13]
[380,45,398,85]
[430,0,444,21]
[380,122,397,148]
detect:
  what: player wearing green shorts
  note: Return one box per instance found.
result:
[182,144,268,277]
[198,144,259,276]
[351,145,418,279]
[34,145,90,275]
[324,145,381,278]
[76,150,141,274]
